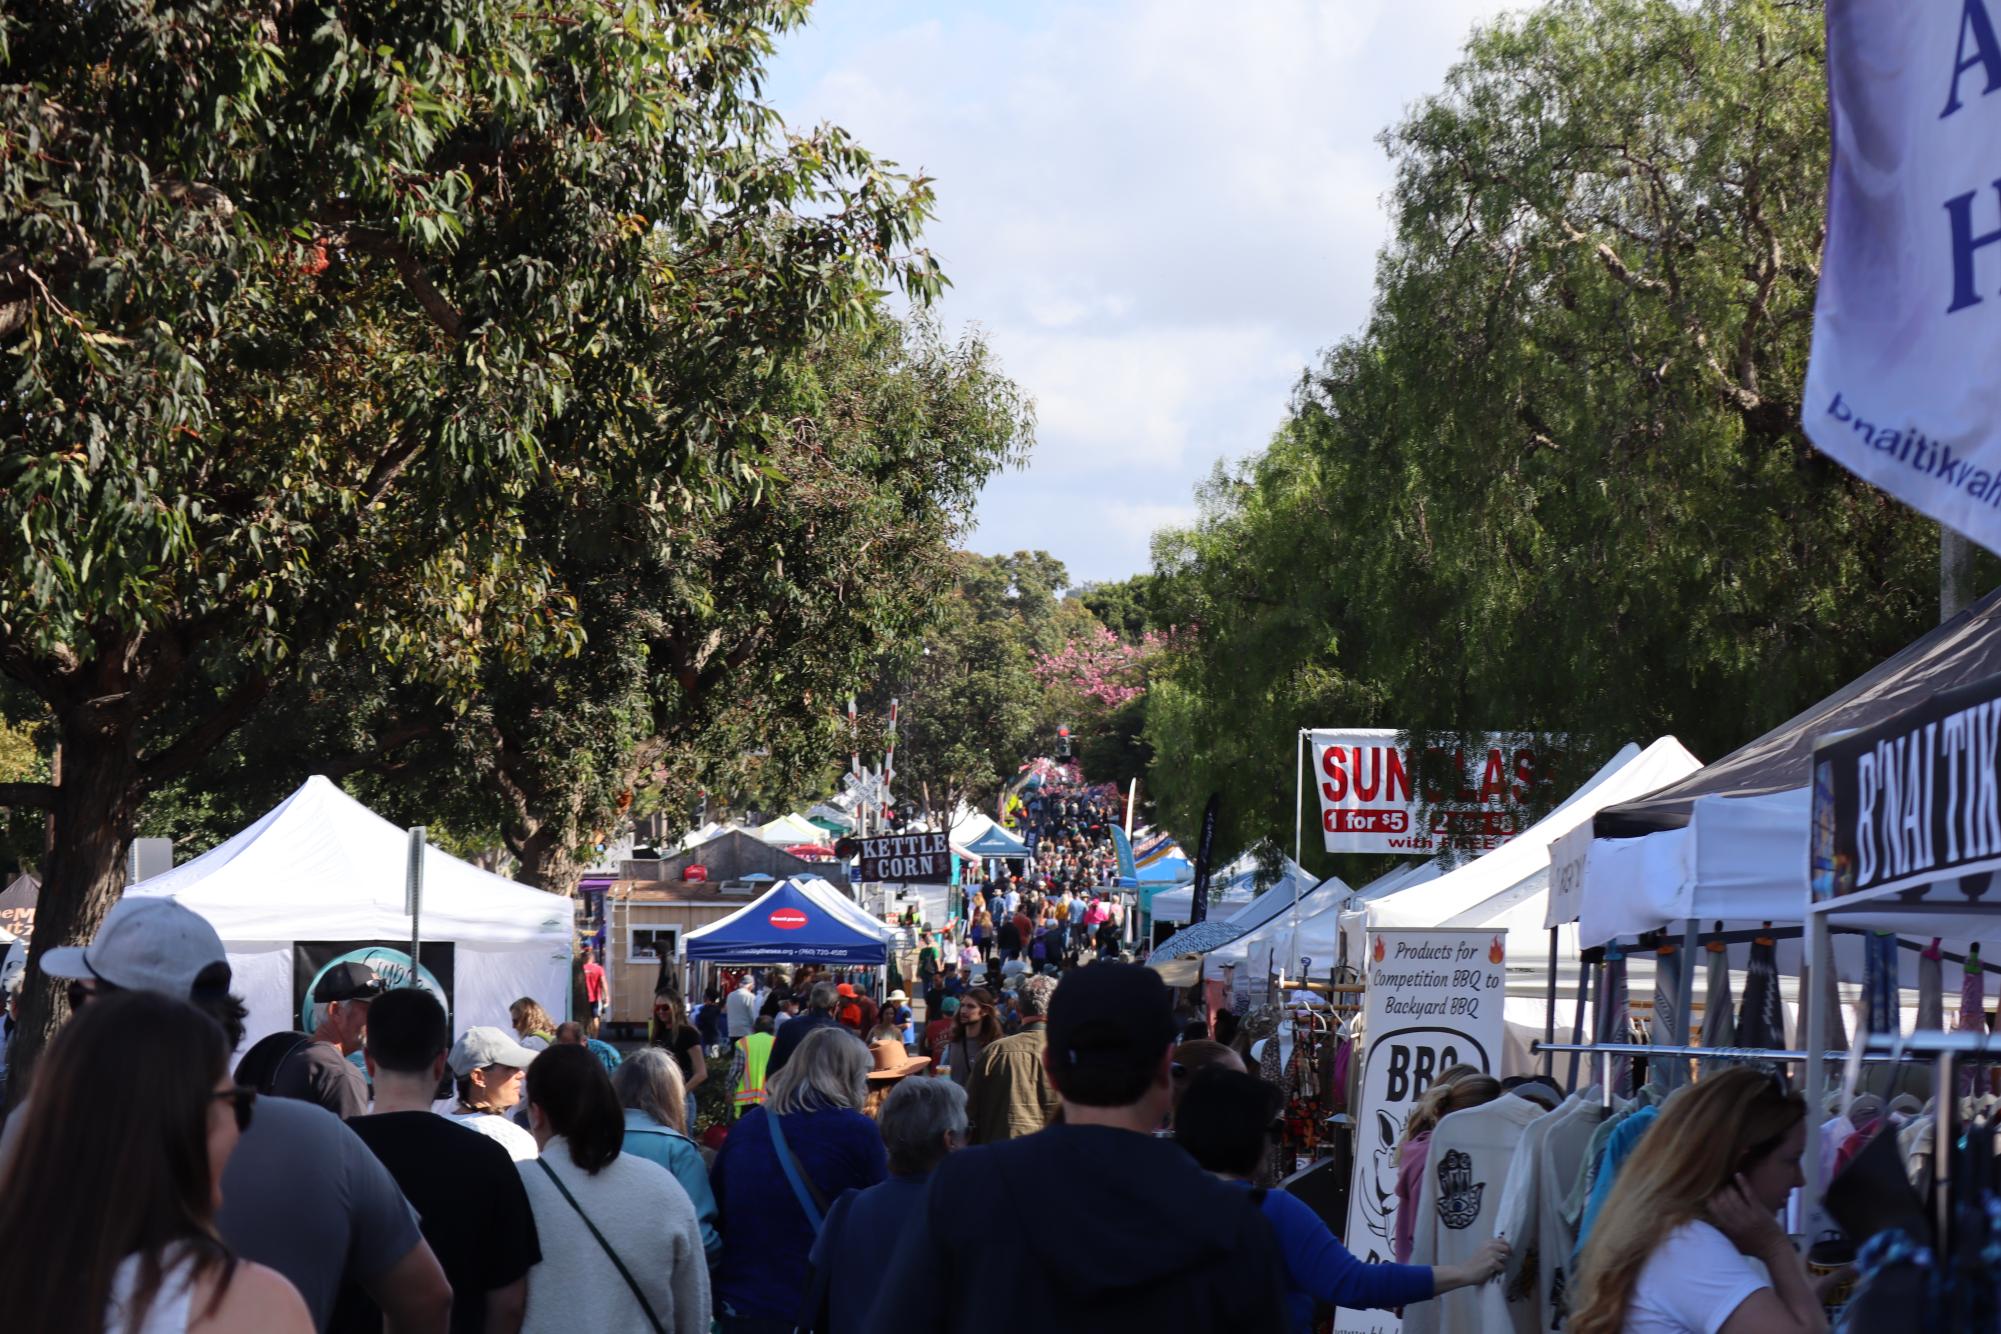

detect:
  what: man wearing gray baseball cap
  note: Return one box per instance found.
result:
[5,897,452,1333]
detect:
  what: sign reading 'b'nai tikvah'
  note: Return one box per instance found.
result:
[1812,671,2001,902]
[1802,3,2001,551]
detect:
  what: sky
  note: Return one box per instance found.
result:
[765,0,1521,587]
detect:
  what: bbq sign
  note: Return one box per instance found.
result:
[858,831,951,884]
[1310,729,1559,855]
[1812,672,2001,902]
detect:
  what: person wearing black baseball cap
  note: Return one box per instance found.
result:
[269,960,386,1120]
[867,962,1287,1332]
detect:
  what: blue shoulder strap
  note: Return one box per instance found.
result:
[765,1110,826,1229]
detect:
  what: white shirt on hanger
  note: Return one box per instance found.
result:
[1405,1091,1547,1334]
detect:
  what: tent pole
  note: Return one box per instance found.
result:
[1567,958,1593,1092]
[1543,926,1558,1078]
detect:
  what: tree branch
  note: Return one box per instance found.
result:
[344,227,464,340]
[137,676,275,787]
[0,782,56,809]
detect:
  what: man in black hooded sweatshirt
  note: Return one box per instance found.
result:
[866,962,1286,1332]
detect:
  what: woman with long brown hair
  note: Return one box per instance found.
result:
[1570,1068,1823,1334]
[0,990,309,1333]
[511,996,558,1051]
[940,986,1003,1090]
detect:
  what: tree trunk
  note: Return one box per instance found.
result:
[513,824,583,897]
[7,700,143,1106]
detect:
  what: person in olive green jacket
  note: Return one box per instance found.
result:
[964,974,1061,1143]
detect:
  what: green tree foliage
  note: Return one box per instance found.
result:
[158,315,1032,890]
[885,551,1098,825]
[1146,0,1953,872]
[0,0,945,1084]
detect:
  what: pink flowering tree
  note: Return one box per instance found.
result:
[1033,625,1167,718]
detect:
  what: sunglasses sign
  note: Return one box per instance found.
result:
[1309,729,1560,855]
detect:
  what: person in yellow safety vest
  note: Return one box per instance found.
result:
[732,1023,776,1118]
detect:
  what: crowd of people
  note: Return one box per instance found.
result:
[0,789,1820,1334]
[0,888,1524,1334]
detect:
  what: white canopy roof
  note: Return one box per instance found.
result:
[755,813,827,846]
[126,776,573,948]
[1146,853,1315,924]
[1365,738,1702,930]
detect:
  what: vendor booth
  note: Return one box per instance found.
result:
[125,776,575,1055]
[1349,737,1703,1073]
[681,877,897,968]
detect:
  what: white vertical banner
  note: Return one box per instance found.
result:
[1335,928,1508,1334]
[1802,2,2001,549]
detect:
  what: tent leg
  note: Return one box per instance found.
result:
[1803,907,1831,1240]
[1567,958,1594,1093]
[1543,927,1558,1079]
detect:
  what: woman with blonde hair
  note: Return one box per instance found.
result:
[711,1029,886,1333]
[1392,1071,1499,1263]
[613,1048,722,1263]
[1569,1067,1821,1334]
[510,997,557,1052]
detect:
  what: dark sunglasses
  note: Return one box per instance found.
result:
[214,1086,256,1133]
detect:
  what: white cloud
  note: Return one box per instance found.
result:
[767,0,1522,583]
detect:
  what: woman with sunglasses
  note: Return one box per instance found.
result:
[0,989,310,1333]
[1175,1067,1506,1333]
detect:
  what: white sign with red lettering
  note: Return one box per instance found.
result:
[1309,729,1558,855]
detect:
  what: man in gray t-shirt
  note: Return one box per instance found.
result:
[217,1095,431,1330]
[271,961,383,1119]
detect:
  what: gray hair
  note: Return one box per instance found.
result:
[612,1047,689,1134]
[767,1028,869,1115]
[807,980,839,1013]
[879,1077,968,1177]
[1018,974,1058,1018]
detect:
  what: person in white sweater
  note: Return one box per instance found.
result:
[516,1045,711,1334]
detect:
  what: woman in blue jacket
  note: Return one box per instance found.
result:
[612,1047,722,1263]
[1175,1066,1509,1332]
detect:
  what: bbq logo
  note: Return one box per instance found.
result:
[1435,1148,1485,1230]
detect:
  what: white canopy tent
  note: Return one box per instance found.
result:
[126,776,574,1055]
[755,813,827,846]
[1350,738,1704,1074]
[1205,860,1441,982]
[1146,853,1316,925]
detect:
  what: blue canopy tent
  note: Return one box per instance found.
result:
[963,826,1030,859]
[682,879,893,966]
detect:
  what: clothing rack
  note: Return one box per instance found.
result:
[1540,1035,1966,1251]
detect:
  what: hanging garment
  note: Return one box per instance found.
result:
[1700,937,1736,1076]
[1481,1097,1576,1334]
[1573,1104,1661,1269]
[1403,1094,1547,1334]
[1865,932,1899,1038]
[1958,946,1984,1097]
[1598,950,1633,1098]
[1916,939,1944,1031]
[1536,1099,1615,1331]
[1560,1100,1636,1233]
[1648,945,1689,1093]
[1736,931,1788,1054]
